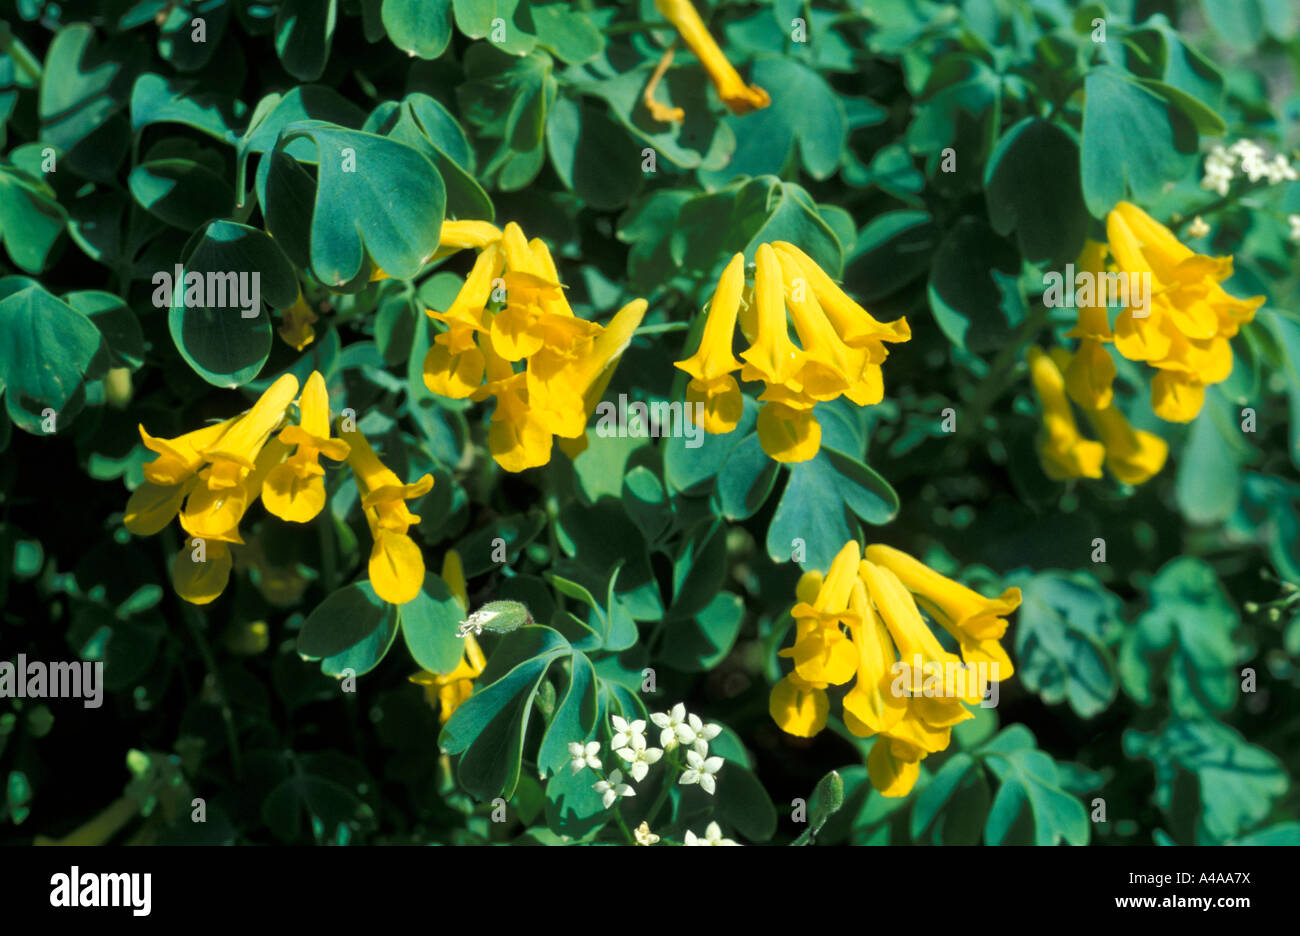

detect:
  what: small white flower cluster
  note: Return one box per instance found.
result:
[651,702,724,795]
[566,702,727,816]
[1289,214,1300,243]
[684,821,739,846]
[1202,140,1298,196]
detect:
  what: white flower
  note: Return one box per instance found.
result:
[567,741,601,775]
[1201,144,1235,196]
[592,769,636,809]
[1289,214,1300,243]
[610,715,646,751]
[649,702,695,748]
[615,736,664,782]
[1186,216,1211,239]
[684,822,738,846]
[687,713,722,755]
[634,821,660,846]
[679,749,724,795]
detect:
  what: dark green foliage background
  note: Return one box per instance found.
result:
[1,0,1298,845]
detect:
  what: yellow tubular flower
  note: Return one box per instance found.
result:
[1104,202,1263,422]
[768,671,829,738]
[410,549,487,723]
[756,401,821,464]
[773,249,857,401]
[278,294,318,351]
[1026,347,1104,480]
[138,416,239,487]
[842,579,907,735]
[783,540,861,686]
[772,540,1018,798]
[438,220,503,253]
[1065,241,1114,342]
[862,545,1020,642]
[772,242,911,347]
[1150,369,1206,423]
[1064,338,1116,411]
[341,425,434,605]
[675,252,745,433]
[553,298,648,458]
[740,245,803,388]
[124,480,193,536]
[653,0,770,116]
[1083,403,1169,485]
[263,371,350,523]
[859,561,980,705]
[199,373,300,491]
[174,438,293,604]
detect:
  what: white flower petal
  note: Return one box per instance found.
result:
[700,774,716,795]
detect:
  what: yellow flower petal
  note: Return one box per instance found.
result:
[172,540,233,605]
[369,530,425,605]
[769,673,828,737]
[756,401,820,463]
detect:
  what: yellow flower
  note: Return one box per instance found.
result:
[1082,403,1169,486]
[653,0,770,116]
[419,220,648,471]
[863,544,1019,677]
[278,294,318,351]
[173,437,293,604]
[771,541,1017,798]
[1026,347,1104,480]
[198,373,300,491]
[262,371,350,523]
[1105,202,1263,421]
[409,549,486,723]
[642,45,686,123]
[341,424,433,605]
[683,241,909,463]
[768,671,829,737]
[1064,240,1115,342]
[675,252,746,433]
[1063,337,1116,411]
[782,541,862,685]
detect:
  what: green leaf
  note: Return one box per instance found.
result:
[1080,66,1197,218]
[272,122,446,284]
[927,216,1021,353]
[909,752,990,844]
[128,158,234,229]
[1174,387,1247,524]
[984,747,1089,846]
[546,95,640,211]
[1119,557,1239,718]
[717,433,780,520]
[700,58,846,184]
[1014,571,1121,719]
[441,627,570,799]
[0,165,67,273]
[766,443,900,570]
[275,0,337,81]
[536,651,598,778]
[398,573,466,675]
[382,0,453,59]
[984,117,1088,265]
[1124,719,1288,843]
[129,73,247,144]
[298,581,394,659]
[167,220,298,388]
[658,592,744,672]
[713,765,778,842]
[0,286,104,433]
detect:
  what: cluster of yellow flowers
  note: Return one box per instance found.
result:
[1027,346,1169,485]
[1058,202,1263,423]
[675,243,910,463]
[125,371,433,606]
[422,220,647,472]
[645,0,771,123]
[769,542,1019,798]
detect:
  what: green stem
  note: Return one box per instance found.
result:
[645,749,685,829]
[319,508,339,593]
[162,530,243,780]
[953,303,1051,446]
[1169,179,1271,234]
[604,20,666,35]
